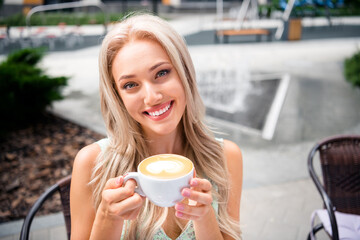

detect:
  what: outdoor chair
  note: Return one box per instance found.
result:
[307,135,360,240]
[20,175,71,240]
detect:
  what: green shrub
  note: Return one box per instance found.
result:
[0,48,68,136]
[344,50,360,88]
[0,12,125,27]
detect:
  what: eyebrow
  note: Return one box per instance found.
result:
[149,62,168,72]
[119,74,136,81]
[117,62,170,82]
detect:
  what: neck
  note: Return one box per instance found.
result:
[145,127,185,156]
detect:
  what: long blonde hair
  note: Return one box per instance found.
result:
[91,13,241,239]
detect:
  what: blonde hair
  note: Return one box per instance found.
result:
[91,13,241,239]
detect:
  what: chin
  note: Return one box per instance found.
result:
[145,124,180,137]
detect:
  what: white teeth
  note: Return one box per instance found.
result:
[148,102,171,117]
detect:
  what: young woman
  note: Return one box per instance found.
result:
[70,13,243,240]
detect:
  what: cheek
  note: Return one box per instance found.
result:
[175,83,186,105]
[121,97,134,112]
[121,95,142,119]
[171,75,186,96]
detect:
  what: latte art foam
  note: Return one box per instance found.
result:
[146,160,184,174]
[139,154,193,179]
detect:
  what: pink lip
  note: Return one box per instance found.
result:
[143,101,173,121]
[144,101,172,113]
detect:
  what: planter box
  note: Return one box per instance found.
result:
[288,18,302,41]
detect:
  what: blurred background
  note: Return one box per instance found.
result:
[0,0,360,239]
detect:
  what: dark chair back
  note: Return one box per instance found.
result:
[20,175,71,240]
[307,135,360,240]
[317,135,360,215]
[57,175,72,239]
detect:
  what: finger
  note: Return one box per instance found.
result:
[126,202,144,220]
[175,203,208,218]
[175,208,204,221]
[113,179,138,201]
[113,193,144,216]
[181,188,212,205]
[104,176,124,190]
[190,178,212,192]
[102,179,138,204]
[175,212,203,221]
[124,179,137,191]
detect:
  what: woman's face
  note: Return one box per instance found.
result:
[111,39,186,138]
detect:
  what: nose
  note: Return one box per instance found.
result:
[143,82,163,106]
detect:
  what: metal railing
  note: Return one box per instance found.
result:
[25,0,108,34]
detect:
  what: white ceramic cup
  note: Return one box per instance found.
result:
[124,154,194,207]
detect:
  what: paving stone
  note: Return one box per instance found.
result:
[0,235,15,240]
[31,229,49,240]
[259,221,299,240]
[49,226,67,240]
[240,179,324,239]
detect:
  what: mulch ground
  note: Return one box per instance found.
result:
[0,113,105,223]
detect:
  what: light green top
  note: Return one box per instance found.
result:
[95,138,221,240]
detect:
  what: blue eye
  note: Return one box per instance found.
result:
[156,69,170,78]
[123,82,137,90]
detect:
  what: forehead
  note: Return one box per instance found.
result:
[112,39,171,68]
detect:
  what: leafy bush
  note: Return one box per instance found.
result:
[0,12,125,27]
[268,0,360,17]
[344,50,360,88]
[0,48,68,136]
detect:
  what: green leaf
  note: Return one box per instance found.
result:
[0,48,69,136]
[344,50,360,88]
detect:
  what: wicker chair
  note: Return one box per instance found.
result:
[20,175,71,240]
[307,135,360,240]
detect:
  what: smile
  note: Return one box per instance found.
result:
[145,101,172,117]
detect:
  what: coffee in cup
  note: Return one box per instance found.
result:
[139,154,193,179]
[124,154,194,207]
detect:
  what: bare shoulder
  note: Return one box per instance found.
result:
[223,139,243,168]
[73,143,101,172]
[71,142,102,187]
[222,139,243,188]
[70,143,101,239]
[223,139,243,222]
[70,143,101,210]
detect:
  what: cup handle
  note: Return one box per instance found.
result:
[123,172,145,197]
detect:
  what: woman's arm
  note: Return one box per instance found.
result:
[70,144,100,240]
[70,144,145,240]
[176,177,223,240]
[90,177,143,240]
[222,139,243,239]
[174,139,243,240]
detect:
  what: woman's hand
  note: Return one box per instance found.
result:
[174,177,213,221]
[98,176,145,221]
[89,177,144,239]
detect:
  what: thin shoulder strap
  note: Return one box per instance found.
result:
[215,137,224,146]
[95,138,110,153]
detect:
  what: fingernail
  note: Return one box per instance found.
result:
[176,203,184,211]
[191,179,198,186]
[176,211,183,218]
[116,176,123,185]
[182,189,190,197]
